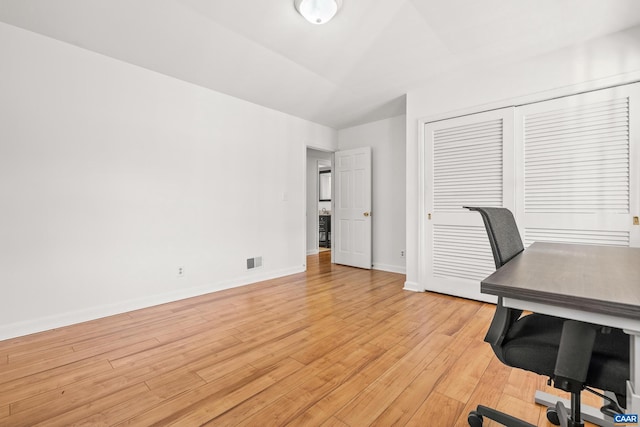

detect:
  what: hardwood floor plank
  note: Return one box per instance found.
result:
[115,363,263,426]
[67,387,175,426]
[287,322,365,365]
[503,366,548,404]
[196,330,309,382]
[405,391,465,426]
[283,344,414,426]
[493,393,541,426]
[452,356,512,426]
[147,357,304,426]
[7,344,76,366]
[227,343,386,426]
[450,302,495,343]
[69,308,208,351]
[434,338,494,403]
[30,382,150,427]
[334,333,452,425]
[108,332,240,370]
[319,415,351,427]
[429,300,485,337]
[0,359,113,407]
[145,370,207,394]
[5,337,202,423]
[369,344,460,427]
[8,374,144,426]
[0,252,592,426]
[0,337,159,385]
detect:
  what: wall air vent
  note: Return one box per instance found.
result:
[246,256,263,270]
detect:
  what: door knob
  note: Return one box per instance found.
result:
[364,212,370,217]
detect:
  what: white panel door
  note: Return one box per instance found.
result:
[334,147,372,269]
[515,83,640,248]
[424,108,514,302]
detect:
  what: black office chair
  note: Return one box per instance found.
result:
[464,207,629,427]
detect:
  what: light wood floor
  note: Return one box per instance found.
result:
[0,252,601,426]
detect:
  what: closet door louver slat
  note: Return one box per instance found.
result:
[524,97,630,214]
[433,225,495,281]
[433,119,504,212]
[524,228,629,247]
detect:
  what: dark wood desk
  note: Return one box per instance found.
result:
[481,242,640,416]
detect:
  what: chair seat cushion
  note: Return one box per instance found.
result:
[502,313,630,398]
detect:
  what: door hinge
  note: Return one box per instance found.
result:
[634,216,639,226]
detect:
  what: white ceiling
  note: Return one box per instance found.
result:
[1,0,640,129]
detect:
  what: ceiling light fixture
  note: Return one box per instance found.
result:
[294,0,342,25]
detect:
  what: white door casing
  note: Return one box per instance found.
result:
[334,147,372,269]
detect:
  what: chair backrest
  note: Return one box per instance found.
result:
[464,207,524,359]
[464,207,524,269]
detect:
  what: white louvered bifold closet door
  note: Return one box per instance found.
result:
[515,83,640,248]
[424,108,514,302]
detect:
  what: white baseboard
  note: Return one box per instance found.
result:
[403,280,423,292]
[372,263,406,274]
[307,249,319,255]
[422,276,498,303]
[0,266,305,342]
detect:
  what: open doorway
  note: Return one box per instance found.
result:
[306,148,333,257]
[318,160,331,253]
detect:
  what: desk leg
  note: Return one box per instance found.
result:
[628,332,640,414]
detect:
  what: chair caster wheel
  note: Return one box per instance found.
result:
[468,411,483,427]
[546,407,560,425]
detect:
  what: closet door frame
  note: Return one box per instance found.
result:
[417,82,639,301]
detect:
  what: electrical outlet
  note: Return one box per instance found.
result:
[400,250,405,257]
[177,266,185,277]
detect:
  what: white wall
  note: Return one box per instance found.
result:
[306,148,332,254]
[0,22,337,340]
[338,115,406,273]
[405,25,640,291]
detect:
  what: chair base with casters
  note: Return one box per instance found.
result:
[467,403,595,427]
[468,405,536,427]
[535,388,624,427]
[463,207,629,427]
